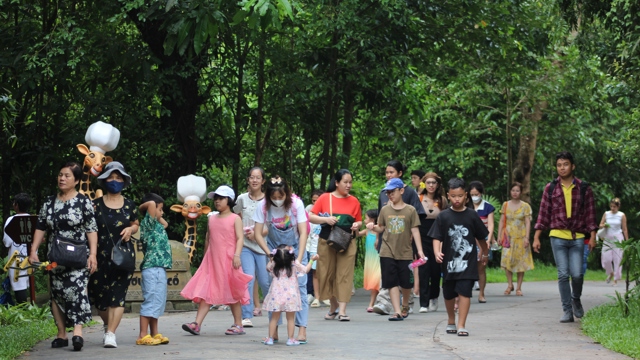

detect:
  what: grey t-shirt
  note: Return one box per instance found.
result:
[233,192,266,254]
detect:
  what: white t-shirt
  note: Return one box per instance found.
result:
[305,204,320,253]
[253,197,307,231]
[3,214,30,291]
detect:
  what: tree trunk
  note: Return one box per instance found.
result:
[342,83,355,169]
[254,30,266,166]
[513,101,548,203]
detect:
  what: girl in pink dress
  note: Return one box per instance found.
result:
[181,185,253,336]
[263,245,317,346]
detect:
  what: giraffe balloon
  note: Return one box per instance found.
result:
[77,121,120,200]
[170,175,212,263]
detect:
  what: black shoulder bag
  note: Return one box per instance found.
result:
[326,194,355,252]
[99,200,136,272]
[48,197,88,269]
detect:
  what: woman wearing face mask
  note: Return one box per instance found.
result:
[89,162,139,348]
[497,182,533,296]
[468,181,495,303]
[254,176,310,343]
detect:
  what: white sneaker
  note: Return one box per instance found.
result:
[419,307,429,313]
[372,304,389,315]
[102,325,108,344]
[307,294,315,304]
[242,318,253,328]
[104,331,117,348]
[429,298,438,312]
[474,281,480,290]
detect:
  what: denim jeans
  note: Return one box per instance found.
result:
[240,248,270,319]
[582,243,589,276]
[550,237,584,313]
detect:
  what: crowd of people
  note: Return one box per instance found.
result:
[2,150,620,349]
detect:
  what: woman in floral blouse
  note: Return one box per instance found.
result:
[30,162,98,351]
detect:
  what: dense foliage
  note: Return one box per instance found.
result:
[2,0,639,268]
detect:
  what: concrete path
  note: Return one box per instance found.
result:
[20,281,629,360]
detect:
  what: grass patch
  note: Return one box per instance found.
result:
[0,303,57,360]
[0,319,57,359]
[582,301,640,359]
[485,260,607,283]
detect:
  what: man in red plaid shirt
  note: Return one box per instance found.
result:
[532,151,598,323]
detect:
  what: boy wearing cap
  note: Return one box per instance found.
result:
[367,178,424,321]
[137,193,171,346]
[428,178,489,336]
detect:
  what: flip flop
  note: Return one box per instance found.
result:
[457,328,469,336]
[388,313,404,321]
[338,314,351,322]
[297,339,307,344]
[446,324,457,334]
[324,310,339,320]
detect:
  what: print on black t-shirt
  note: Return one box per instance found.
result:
[427,207,489,280]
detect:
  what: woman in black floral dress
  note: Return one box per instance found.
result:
[30,162,98,351]
[89,161,139,348]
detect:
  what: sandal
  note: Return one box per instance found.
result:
[136,334,161,345]
[338,314,351,321]
[504,284,514,295]
[457,328,469,336]
[182,322,201,335]
[516,289,523,296]
[446,324,457,334]
[253,308,262,317]
[388,313,404,321]
[401,306,410,318]
[263,337,274,346]
[324,310,339,320]
[225,324,246,335]
[153,333,169,344]
[366,307,374,313]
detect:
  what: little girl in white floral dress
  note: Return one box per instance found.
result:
[262,245,317,346]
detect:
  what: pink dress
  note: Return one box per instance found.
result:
[181,213,252,305]
[262,262,305,312]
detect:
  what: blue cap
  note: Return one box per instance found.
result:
[382,178,405,191]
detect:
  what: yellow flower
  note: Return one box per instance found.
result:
[419,182,426,189]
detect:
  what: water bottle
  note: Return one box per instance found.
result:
[408,257,428,270]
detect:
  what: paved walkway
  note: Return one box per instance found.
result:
[20,281,629,360]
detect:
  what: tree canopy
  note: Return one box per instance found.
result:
[2,0,639,264]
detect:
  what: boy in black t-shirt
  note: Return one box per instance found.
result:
[428,178,489,336]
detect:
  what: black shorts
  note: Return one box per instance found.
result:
[442,279,474,300]
[380,257,413,289]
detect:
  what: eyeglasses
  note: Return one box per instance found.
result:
[425,181,437,185]
[248,176,262,181]
[386,188,399,196]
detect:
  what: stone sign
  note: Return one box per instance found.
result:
[125,239,193,302]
